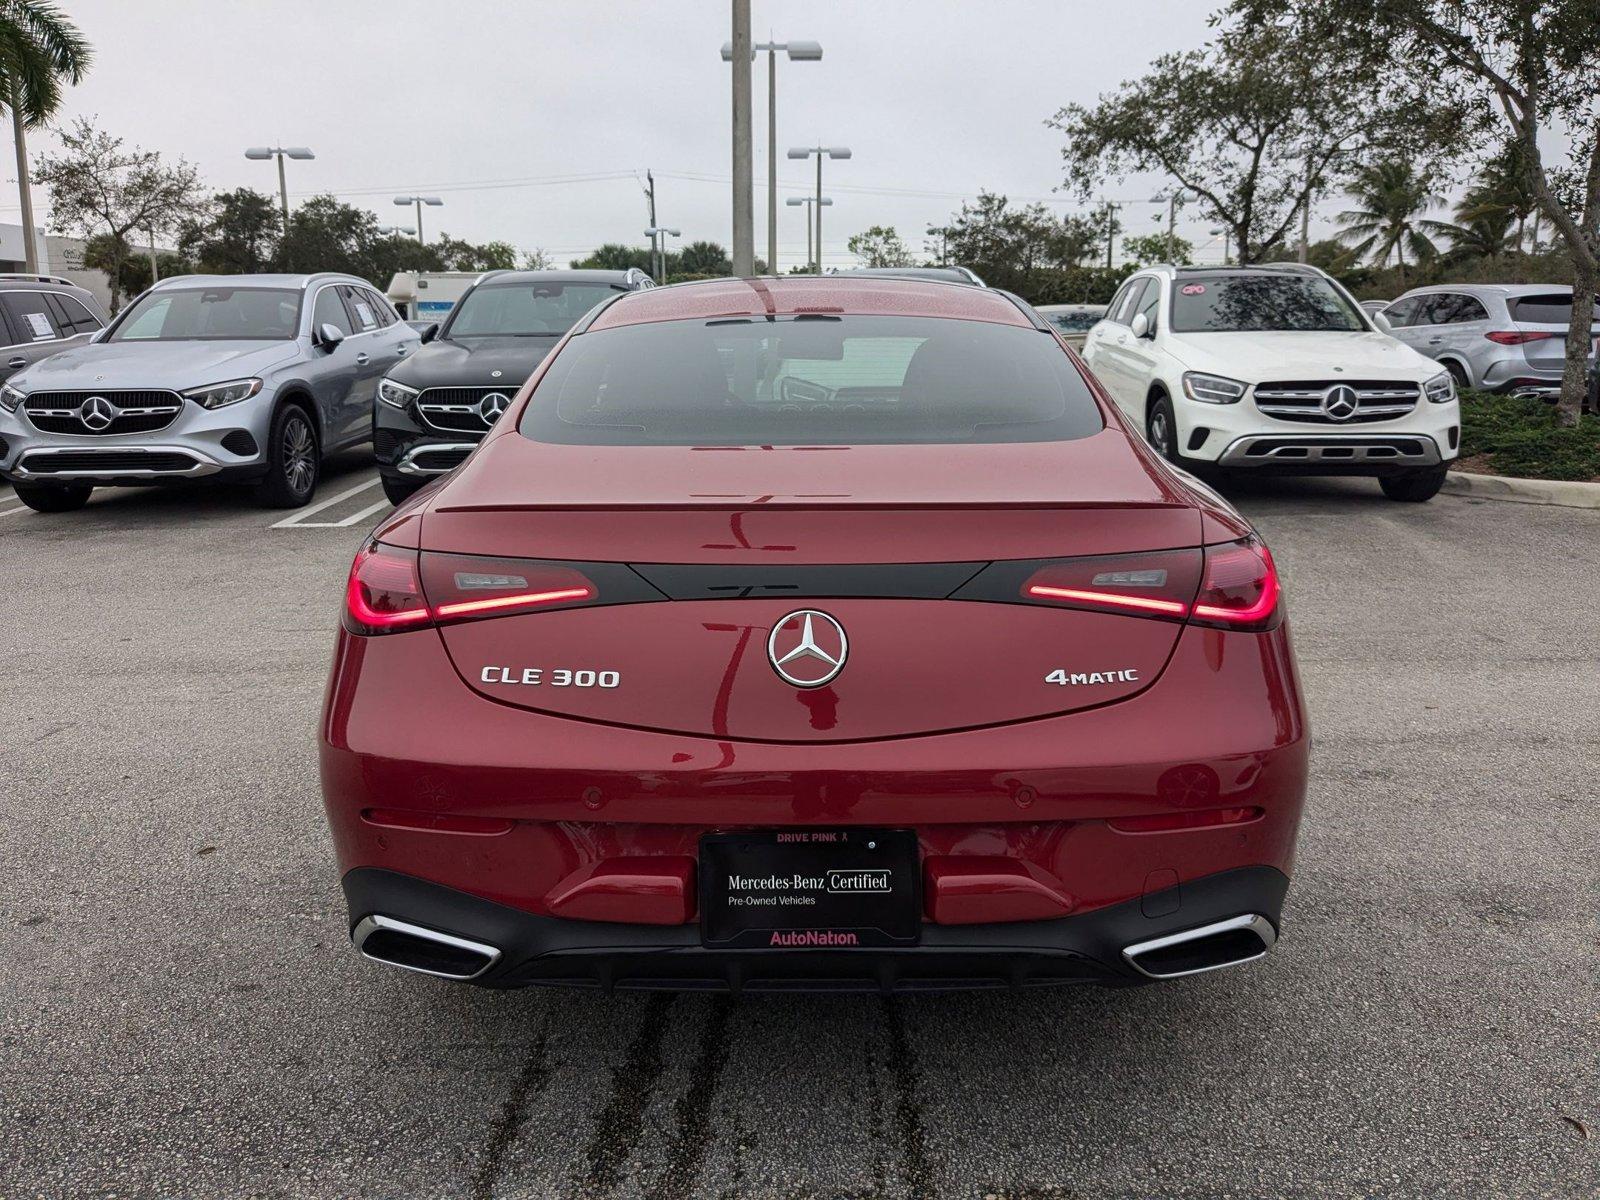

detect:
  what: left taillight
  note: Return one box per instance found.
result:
[344,542,430,635]
[1190,537,1280,631]
[341,544,639,636]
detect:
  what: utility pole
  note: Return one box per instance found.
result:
[767,48,777,273]
[1299,173,1313,264]
[1103,200,1120,269]
[645,170,659,279]
[730,0,754,276]
[815,151,823,274]
[147,229,159,284]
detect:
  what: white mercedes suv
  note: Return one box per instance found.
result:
[1081,263,1460,501]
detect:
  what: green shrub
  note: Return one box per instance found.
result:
[1457,390,1600,481]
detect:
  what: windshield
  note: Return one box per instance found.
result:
[520,314,1103,447]
[1170,274,1365,333]
[444,282,622,338]
[109,287,302,341]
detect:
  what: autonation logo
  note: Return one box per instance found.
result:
[827,868,892,894]
[769,930,860,947]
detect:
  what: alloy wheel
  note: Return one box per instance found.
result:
[283,415,315,495]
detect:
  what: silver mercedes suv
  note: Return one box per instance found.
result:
[0,272,417,511]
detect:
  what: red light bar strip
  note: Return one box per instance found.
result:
[1026,584,1189,616]
[435,586,594,618]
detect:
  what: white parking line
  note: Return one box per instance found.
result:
[269,477,384,529]
[0,503,27,519]
[333,498,392,527]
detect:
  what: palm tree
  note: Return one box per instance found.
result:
[1335,160,1445,279]
[1455,141,1540,253]
[0,2,91,273]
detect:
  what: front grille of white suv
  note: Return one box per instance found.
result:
[1253,380,1420,424]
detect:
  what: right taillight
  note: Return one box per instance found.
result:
[1191,537,1281,631]
[1485,330,1557,345]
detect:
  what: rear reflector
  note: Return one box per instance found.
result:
[1109,806,1264,833]
[1485,330,1557,345]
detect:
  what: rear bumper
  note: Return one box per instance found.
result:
[342,863,1290,991]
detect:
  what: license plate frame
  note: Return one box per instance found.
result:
[698,828,921,949]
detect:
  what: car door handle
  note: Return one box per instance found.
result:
[395,345,408,356]
[7,356,25,369]
[1426,338,1443,345]
[355,352,370,365]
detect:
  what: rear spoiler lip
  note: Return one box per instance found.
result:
[429,500,1198,515]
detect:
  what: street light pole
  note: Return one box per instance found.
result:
[730,0,754,276]
[723,36,820,275]
[788,145,850,275]
[786,196,832,273]
[245,146,314,267]
[394,196,444,246]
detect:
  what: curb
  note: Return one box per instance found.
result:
[1444,470,1600,509]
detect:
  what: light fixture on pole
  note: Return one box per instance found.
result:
[644,226,680,281]
[393,196,444,245]
[787,146,850,274]
[786,196,832,274]
[244,146,315,263]
[1209,227,1230,266]
[378,225,417,238]
[722,37,822,274]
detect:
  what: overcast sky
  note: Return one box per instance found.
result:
[21,1,1319,270]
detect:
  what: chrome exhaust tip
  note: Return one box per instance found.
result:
[351,914,501,981]
[1122,913,1277,980]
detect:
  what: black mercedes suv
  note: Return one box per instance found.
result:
[373,268,653,503]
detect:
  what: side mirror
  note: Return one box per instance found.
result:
[316,323,346,349]
[1130,312,1153,339]
[88,327,108,343]
[420,323,439,344]
[1371,311,1392,332]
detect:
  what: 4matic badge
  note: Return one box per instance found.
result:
[1045,668,1140,687]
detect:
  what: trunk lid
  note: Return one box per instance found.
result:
[417,430,1205,743]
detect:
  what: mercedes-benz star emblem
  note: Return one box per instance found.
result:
[1320,384,1359,421]
[767,610,848,689]
[478,392,511,424]
[79,395,118,431]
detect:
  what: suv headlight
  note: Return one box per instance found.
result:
[184,378,262,409]
[1181,372,1248,405]
[1424,371,1456,404]
[0,383,23,413]
[378,377,419,408]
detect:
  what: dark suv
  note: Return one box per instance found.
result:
[373,268,653,503]
[0,274,108,384]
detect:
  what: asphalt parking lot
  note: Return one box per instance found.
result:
[2,461,1596,1199]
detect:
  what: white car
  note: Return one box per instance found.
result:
[1081,264,1460,501]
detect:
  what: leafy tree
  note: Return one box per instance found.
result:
[178,187,279,275]
[847,225,916,268]
[676,240,731,276]
[1335,159,1444,275]
[1237,0,1600,421]
[571,243,654,272]
[35,117,201,310]
[1455,140,1541,253]
[926,191,1103,292]
[1053,17,1451,266]
[432,234,518,271]
[276,194,383,279]
[1122,232,1193,266]
[521,247,553,270]
[0,1,91,272]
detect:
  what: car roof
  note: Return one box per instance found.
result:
[1035,303,1105,311]
[0,273,88,291]
[149,272,373,290]
[469,268,646,287]
[1399,282,1571,297]
[583,276,1036,331]
[828,266,985,285]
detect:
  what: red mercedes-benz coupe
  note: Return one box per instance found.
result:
[320,276,1307,991]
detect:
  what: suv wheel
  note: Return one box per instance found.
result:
[1379,464,1449,502]
[1443,360,1470,390]
[255,405,319,508]
[1146,394,1181,463]
[381,474,422,506]
[12,482,92,513]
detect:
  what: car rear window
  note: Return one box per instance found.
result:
[519,314,1104,446]
[1507,294,1600,325]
